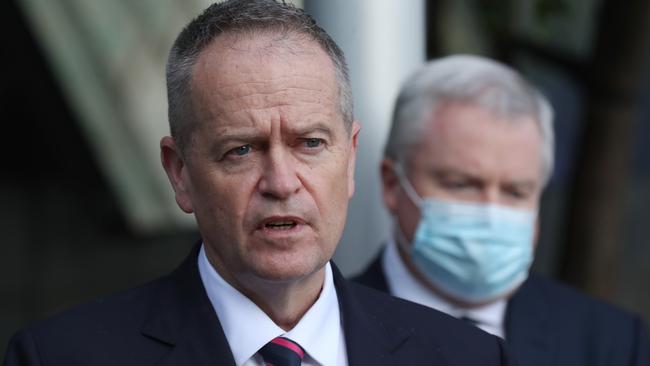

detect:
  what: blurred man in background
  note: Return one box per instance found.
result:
[3,2,514,365]
[354,54,650,366]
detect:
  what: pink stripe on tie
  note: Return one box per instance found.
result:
[271,337,305,359]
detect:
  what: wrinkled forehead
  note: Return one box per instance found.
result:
[186,32,342,136]
[194,33,336,104]
[194,31,333,83]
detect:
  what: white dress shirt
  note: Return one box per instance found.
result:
[382,238,507,338]
[198,245,348,366]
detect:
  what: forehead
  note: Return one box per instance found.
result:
[411,102,543,182]
[189,32,340,129]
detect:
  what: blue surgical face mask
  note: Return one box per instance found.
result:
[394,165,536,304]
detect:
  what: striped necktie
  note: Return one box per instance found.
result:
[258,337,305,366]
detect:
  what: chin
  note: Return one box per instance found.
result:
[248,252,327,283]
[440,286,523,309]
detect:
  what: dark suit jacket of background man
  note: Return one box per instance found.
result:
[354,253,650,366]
[3,244,514,366]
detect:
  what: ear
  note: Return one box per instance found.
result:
[380,158,400,214]
[346,121,361,198]
[160,136,194,213]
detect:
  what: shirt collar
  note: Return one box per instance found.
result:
[382,238,507,338]
[198,244,342,366]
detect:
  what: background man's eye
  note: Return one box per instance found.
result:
[507,189,526,199]
[230,144,251,156]
[445,181,470,189]
[305,138,322,148]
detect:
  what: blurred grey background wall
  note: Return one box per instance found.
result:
[2,0,649,356]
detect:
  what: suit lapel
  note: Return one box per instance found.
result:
[332,263,447,365]
[141,243,236,366]
[505,275,554,366]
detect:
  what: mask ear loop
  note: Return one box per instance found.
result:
[392,163,424,252]
[392,216,413,253]
[393,163,424,208]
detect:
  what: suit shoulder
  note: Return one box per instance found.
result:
[350,253,387,290]
[517,273,649,351]
[513,274,650,363]
[525,274,642,324]
[348,281,486,332]
[31,276,167,333]
[347,281,510,364]
[4,276,171,365]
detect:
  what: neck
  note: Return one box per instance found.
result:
[238,269,325,330]
[206,251,326,331]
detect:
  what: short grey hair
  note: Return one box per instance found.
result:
[385,54,555,186]
[167,0,353,153]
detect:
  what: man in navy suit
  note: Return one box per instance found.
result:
[353,54,650,366]
[3,2,514,365]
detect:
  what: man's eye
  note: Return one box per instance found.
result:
[304,138,323,148]
[228,144,252,156]
[505,189,527,199]
[444,181,471,190]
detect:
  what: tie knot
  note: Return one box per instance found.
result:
[259,337,305,366]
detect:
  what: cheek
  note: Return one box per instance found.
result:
[188,170,251,229]
[300,159,351,219]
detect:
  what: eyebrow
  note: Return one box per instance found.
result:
[288,122,334,139]
[214,129,263,145]
[430,168,476,180]
[504,181,538,191]
[214,122,334,141]
[431,168,538,188]
[208,128,264,156]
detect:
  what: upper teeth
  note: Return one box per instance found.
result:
[268,221,294,226]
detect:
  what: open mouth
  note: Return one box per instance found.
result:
[264,220,298,230]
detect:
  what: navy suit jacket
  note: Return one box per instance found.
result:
[354,253,650,366]
[4,244,514,365]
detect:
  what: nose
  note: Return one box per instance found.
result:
[483,185,500,205]
[258,147,301,200]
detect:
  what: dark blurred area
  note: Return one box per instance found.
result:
[0,0,198,353]
[2,0,650,357]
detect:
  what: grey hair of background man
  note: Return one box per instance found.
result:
[385,54,555,186]
[166,0,354,154]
